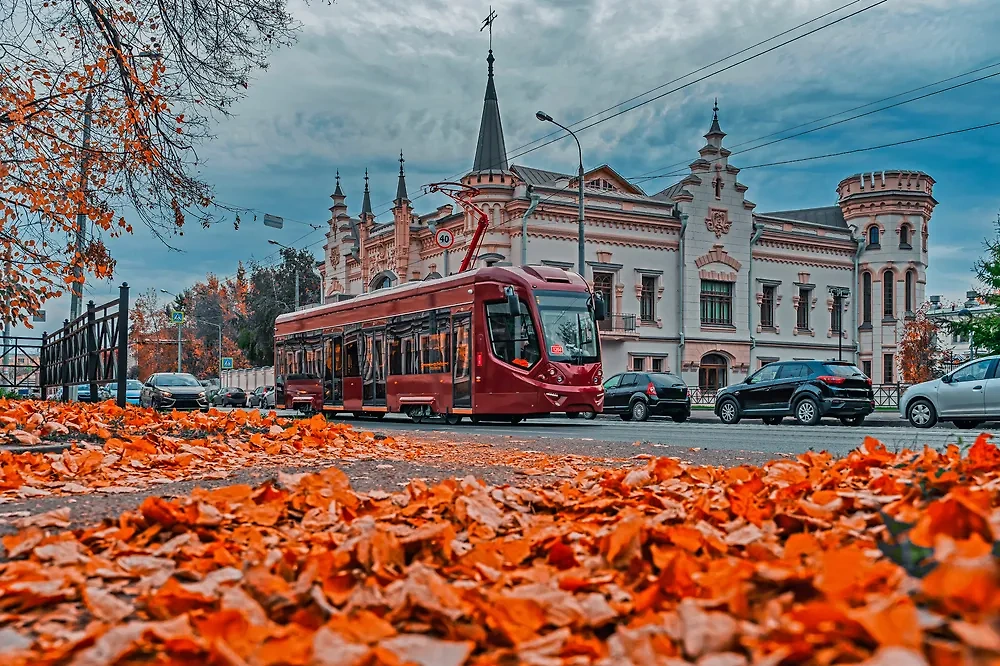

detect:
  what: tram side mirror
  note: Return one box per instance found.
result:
[593,293,608,321]
[504,286,519,317]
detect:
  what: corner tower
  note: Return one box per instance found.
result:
[839,170,937,383]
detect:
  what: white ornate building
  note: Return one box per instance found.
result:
[318,47,938,390]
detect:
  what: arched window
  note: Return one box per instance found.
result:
[883,269,894,319]
[370,274,394,290]
[905,270,915,313]
[868,226,880,248]
[899,225,911,249]
[862,272,872,324]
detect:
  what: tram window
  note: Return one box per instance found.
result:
[418,312,446,374]
[389,318,419,375]
[344,335,360,377]
[486,299,540,369]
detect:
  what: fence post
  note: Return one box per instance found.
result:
[39,332,48,400]
[116,283,129,408]
[60,319,70,402]
[86,300,99,403]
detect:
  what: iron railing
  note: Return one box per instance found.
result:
[0,283,130,407]
[0,336,43,394]
[598,313,638,335]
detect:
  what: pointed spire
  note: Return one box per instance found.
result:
[472,49,508,173]
[361,169,373,215]
[333,169,344,197]
[395,151,408,203]
[706,98,725,138]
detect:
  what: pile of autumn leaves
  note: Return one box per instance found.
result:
[0,403,999,664]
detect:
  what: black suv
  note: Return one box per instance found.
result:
[714,360,874,426]
[601,372,691,422]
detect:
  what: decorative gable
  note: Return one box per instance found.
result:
[581,164,645,196]
[694,244,742,271]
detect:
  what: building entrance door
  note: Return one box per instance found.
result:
[699,353,728,392]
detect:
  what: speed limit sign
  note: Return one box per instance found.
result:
[435,228,455,249]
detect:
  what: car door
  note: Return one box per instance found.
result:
[602,374,623,412]
[771,362,810,412]
[938,358,994,418]
[616,373,639,409]
[983,360,1000,419]
[738,364,780,413]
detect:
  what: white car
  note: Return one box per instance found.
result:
[899,355,1000,429]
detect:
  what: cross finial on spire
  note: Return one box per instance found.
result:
[713,98,719,119]
[364,168,369,189]
[395,151,408,203]
[481,6,497,51]
[399,151,405,175]
[336,169,340,185]
[333,168,344,197]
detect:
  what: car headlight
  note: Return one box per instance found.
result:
[160,390,173,397]
[198,391,206,398]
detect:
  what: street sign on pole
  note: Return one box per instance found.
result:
[221,357,234,370]
[171,311,185,324]
[263,214,284,229]
[435,228,455,250]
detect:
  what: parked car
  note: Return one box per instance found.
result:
[75,384,112,402]
[139,373,209,411]
[212,386,247,407]
[200,379,221,403]
[600,372,691,422]
[247,385,276,409]
[900,355,1000,429]
[104,379,144,406]
[715,360,874,426]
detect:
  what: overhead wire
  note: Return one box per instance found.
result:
[361,0,890,221]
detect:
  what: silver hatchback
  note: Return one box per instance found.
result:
[899,355,1000,429]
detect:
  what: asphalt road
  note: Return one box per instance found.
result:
[320,412,996,458]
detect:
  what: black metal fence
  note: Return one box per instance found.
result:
[1,283,130,407]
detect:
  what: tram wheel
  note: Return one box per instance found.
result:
[509,416,524,425]
[445,414,463,425]
[470,415,482,424]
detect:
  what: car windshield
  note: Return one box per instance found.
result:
[822,364,865,377]
[533,291,600,365]
[153,374,202,387]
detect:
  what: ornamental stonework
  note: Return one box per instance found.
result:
[705,208,731,238]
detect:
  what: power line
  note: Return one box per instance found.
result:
[636,120,1000,184]
[361,0,889,220]
[631,60,1000,184]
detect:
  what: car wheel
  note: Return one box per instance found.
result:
[718,399,740,425]
[907,399,937,429]
[671,414,688,423]
[629,400,649,422]
[794,398,821,426]
[840,415,865,426]
[583,411,597,420]
[954,419,982,430]
[763,416,783,425]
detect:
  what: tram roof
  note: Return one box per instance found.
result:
[275,265,588,325]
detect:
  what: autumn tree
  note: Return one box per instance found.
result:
[238,248,321,366]
[898,305,943,383]
[1,0,320,326]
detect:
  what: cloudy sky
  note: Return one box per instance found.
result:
[20,0,1000,334]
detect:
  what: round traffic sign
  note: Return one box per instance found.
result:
[435,228,455,250]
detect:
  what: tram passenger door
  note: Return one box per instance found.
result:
[453,313,472,409]
[363,328,387,407]
[327,334,343,406]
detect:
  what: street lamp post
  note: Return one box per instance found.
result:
[70,51,162,323]
[830,287,851,361]
[268,239,299,310]
[535,111,585,276]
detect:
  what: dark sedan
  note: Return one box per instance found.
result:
[139,373,209,411]
[715,360,874,426]
[601,372,691,422]
[212,386,248,407]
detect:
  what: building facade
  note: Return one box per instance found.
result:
[318,47,938,390]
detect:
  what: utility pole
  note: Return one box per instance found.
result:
[69,91,94,323]
[830,286,850,361]
[521,188,540,266]
[294,271,300,311]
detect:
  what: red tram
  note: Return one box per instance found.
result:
[273,265,606,423]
